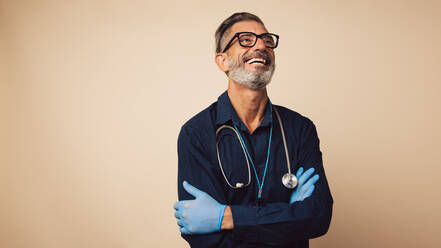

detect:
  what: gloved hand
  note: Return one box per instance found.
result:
[290,167,320,203]
[174,181,226,235]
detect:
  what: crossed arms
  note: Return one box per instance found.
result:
[174,120,333,246]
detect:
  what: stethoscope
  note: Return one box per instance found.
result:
[215,102,298,197]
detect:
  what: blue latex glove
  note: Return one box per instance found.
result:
[290,167,320,203]
[174,181,226,235]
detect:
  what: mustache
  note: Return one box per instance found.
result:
[242,51,272,65]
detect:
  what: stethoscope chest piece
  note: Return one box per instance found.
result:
[282,173,298,189]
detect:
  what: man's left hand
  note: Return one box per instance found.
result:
[290,167,320,203]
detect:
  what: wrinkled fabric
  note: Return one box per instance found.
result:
[177,91,333,248]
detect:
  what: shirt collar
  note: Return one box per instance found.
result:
[215,91,273,132]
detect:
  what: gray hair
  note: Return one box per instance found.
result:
[214,12,265,53]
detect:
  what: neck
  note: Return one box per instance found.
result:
[227,79,268,134]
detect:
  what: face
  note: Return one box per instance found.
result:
[224,21,276,90]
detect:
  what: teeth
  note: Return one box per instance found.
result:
[247,57,266,64]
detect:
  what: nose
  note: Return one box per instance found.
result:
[253,37,267,50]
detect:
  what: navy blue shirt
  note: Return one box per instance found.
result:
[177,91,333,247]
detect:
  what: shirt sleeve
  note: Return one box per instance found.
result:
[229,119,334,245]
[177,124,233,248]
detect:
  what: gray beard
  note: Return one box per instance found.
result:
[228,56,275,90]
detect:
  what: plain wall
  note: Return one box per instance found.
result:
[1,0,440,247]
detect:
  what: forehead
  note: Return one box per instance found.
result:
[230,20,268,34]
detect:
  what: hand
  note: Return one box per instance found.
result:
[290,167,320,203]
[174,181,226,235]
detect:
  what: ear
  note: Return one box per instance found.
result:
[214,53,229,73]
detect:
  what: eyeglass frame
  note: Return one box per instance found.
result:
[221,32,280,53]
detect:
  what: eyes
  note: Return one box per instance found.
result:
[222,32,279,53]
[239,36,253,45]
[237,33,277,48]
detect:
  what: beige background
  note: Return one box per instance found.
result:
[1,0,441,247]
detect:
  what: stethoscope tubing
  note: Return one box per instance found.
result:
[216,105,294,189]
[273,106,292,175]
[216,125,252,188]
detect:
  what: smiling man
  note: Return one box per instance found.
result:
[174,12,333,247]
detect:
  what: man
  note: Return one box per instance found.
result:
[174,12,333,247]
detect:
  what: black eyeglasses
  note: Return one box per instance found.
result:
[222,32,279,53]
